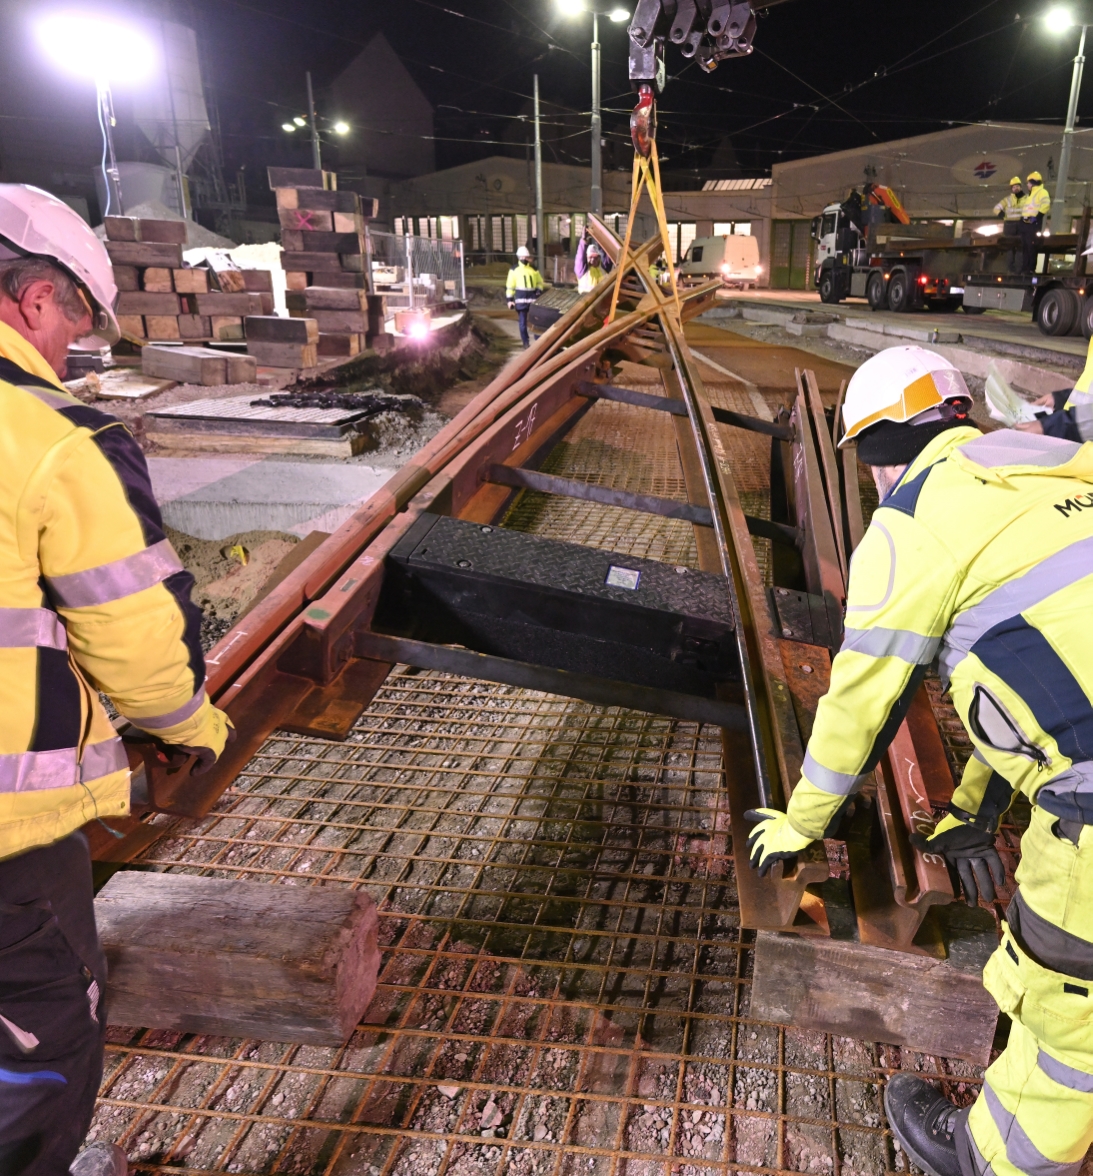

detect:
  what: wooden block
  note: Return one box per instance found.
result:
[339,252,366,272]
[275,187,358,212]
[144,315,182,341]
[96,871,379,1045]
[173,268,209,294]
[312,308,366,333]
[245,315,318,343]
[112,265,140,292]
[248,341,318,368]
[104,216,139,242]
[117,314,145,339]
[267,166,335,190]
[226,354,258,384]
[311,271,367,289]
[259,292,275,315]
[137,218,188,244]
[281,251,348,272]
[301,287,368,311]
[317,332,362,357]
[359,196,379,219]
[750,930,999,1065]
[282,230,363,254]
[278,208,334,233]
[142,345,227,385]
[211,315,245,341]
[192,292,264,315]
[177,314,212,339]
[366,294,388,316]
[285,271,308,290]
[367,332,396,354]
[241,269,274,292]
[332,211,364,234]
[142,267,174,293]
[116,292,182,316]
[105,241,184,268]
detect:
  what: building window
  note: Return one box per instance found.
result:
[679,223,697,263]
[734,222,752,236]
[516,214,528,249]
[394,217,406,236]
[714,222,732,235]
[714,221,752,236]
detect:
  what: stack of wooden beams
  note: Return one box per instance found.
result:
[245,315,319,369]
[105,216,274,344]
[268,166,388,357]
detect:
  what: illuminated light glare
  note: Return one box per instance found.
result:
[975,224,1004,236]
[282,123,296,132]
[293,116,307,127]
[1045,6,1076,32]
[333,121,350,135]
[755,264,763,272]
[407,319,430,340]
[609,7,630,21]
[37,12,155,83]
[556,0,586,14]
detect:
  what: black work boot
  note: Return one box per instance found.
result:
[70,1143,128,1176]
[884,1074,971,1176]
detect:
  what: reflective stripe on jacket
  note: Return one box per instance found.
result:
[788,426,1093,838]
[505,262,544,309]
[993,193,1024,221]
[577,267,605,293]
[0,321,216,858]
[1024,184,1051,221]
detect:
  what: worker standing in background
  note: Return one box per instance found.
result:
[745,344,1093,1176]
[1020,170,1051,273]
[505,244,544,349]
[0,184,233,1176]
[994,176,1025,273]
[575,230,611,293]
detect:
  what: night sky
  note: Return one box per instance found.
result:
[189,0,1080,183]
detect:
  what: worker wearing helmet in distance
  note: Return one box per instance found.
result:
[1020,169,1052,273]
[746,343,1093,1176]
[0,184,232,1176]
[994,176,1025,272]
[505,245,544,349]
[575,228,613,295]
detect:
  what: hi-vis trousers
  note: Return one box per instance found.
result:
[964,806,1093,1176]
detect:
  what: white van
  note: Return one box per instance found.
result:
[678,234,762,287]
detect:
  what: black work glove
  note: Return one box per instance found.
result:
[910,815,1005,906]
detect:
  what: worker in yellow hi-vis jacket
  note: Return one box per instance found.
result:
[1021,170,1052,273]
[0,184,232,1176]
[746,343,1093,1176]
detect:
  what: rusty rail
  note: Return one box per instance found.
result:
[94,221,959,956]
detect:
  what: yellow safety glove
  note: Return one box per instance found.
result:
[159,707,235,777]
[743,809,815,876]
[910,812,1005,907]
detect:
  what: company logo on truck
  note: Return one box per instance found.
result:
[973,161,998,180]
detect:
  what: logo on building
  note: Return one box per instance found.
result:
[973,160,997,180]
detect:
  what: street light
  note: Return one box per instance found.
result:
[1046,6,1090,234]
[333,121,350,136]
[557,1,631,217]
[36,11,155,215]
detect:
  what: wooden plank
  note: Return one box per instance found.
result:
[104,215,139,241]
[278,208,334,233]
[750,931,998,1065]
[210,315,245,342]
[275,188,361,213]
[178,313,212,339]
[281,230,363,254]
[116,292,182,316]
[241,270,274,292]
[247,341,318,368]
[192,292,264,316]
[173,268,210,294]
[144,315,181,341]
[287,287,367,312]
[281,251,351,272]
[105,241,183,268]
[141,346,254,386]
[267,166,335,190]
[97,871,380,1045]
[318,333,362,357]
[142,267,174,293]
[245,315,318,344]
[310,309,367,333]
[136,218,188,244]
[802,369,848,584]
[113,265,140,292]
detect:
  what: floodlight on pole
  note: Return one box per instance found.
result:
[333,121,350,135]
[1046,7,1090,234]
[609,7,630,21]
[293,116,307,127]
[282,122,296,132]
[557,0,586,14]
[36,12,155,217]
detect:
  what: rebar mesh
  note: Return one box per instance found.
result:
[90,371,994,1175]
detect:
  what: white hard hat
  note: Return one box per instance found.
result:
[516,245,531,260]
[839,345,970,447]
[0,184,119,345]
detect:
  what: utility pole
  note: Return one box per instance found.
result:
[534,74,545,276]
[306,70,321,171]
[1052,24,1088,235]
[591,13,603,217]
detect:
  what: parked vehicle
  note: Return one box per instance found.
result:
[678,234,762,287]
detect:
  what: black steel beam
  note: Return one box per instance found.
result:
[487,463,799,547]
[355,631,749,732]
[576,381,792,440]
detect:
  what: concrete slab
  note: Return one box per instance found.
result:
[149,456,389,540]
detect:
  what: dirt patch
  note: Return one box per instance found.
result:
[166,525,299,650]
